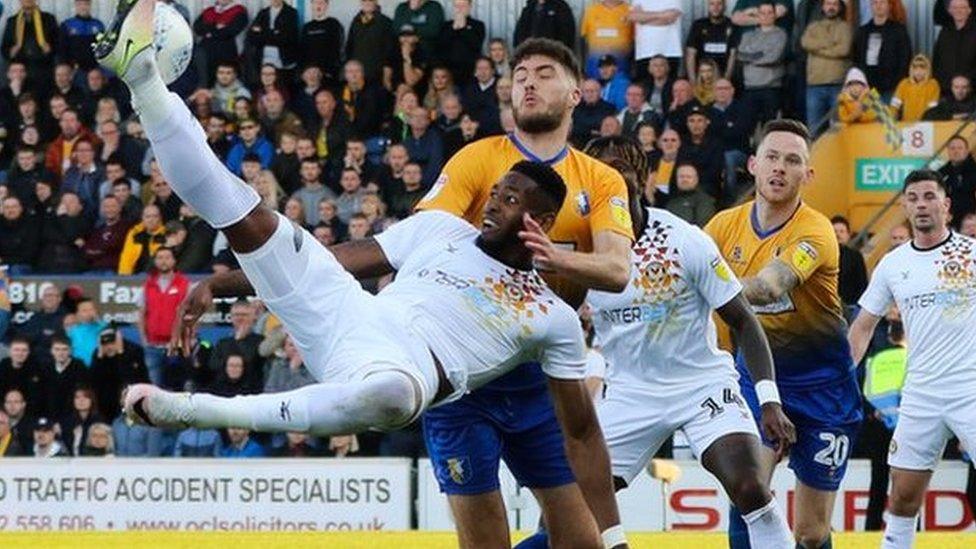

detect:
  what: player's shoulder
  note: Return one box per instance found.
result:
[564,148,626,186]
[705,201,750,233]
[453,135,513,159]
[644,207,701,241]
[411,210,479,235]
[793,203,836,238]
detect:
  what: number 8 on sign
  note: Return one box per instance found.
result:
[900,123,934,157]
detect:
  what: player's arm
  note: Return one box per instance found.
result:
[716,293,795,460]
[543,310,626,547]
[522,215,632,291]
[548,377,626,548]
[848,308,883,365]
[740,258,801,305]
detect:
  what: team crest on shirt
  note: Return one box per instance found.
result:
[889,439,898,455]
[575,191,591,216]
[444,457,470,485]
[730,246,744,265]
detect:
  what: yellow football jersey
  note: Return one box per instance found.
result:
[416,134,634,306]
[704,201,853,388]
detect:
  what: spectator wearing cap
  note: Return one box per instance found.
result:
[685,0,736,83]
[346,0,397,84]
[341,60,386,139]
[514,0,576,51]
[193,0,249,86]
[596,55,630,111]
[438,0,485,86]
[939,136,976,229]
[676,106,724,201]
[139,247,189,385]
[924,75,976,121]
[90,329,148,420]
[0,410,25,456]
[245,0,300,87]
[226,118,274,176]
[801,0,853,130]
[393,0,445,59]
[66,298,105,367]
[836,67,877,124]
[736,2,788,128]
[37,192,91,274]
[891,55,941,122]
[579,0,633,80]
[666,163,716,227]
[389,24,428,93]
[0,195,39,275]
[403,107,444,187]
[39,336,88,421]
[118,204,166,275]
[629,0,684,79]
[31,417,67,457]
[933,0,976,93]
[572,79,618,148]
[58,0,104,73]
[1,1,59,95]
[302,0,344,80]
[853,0,911,101]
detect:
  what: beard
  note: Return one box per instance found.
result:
[513,102,565,134]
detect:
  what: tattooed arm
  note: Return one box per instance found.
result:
[741,259,801,306]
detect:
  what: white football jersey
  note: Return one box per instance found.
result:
[374,211,587,393]
[588,209,742,393]
[858,233,976,398]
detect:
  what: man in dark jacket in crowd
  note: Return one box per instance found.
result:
[82,196,132,274]
[57,0,104,73]
[438,0,485,85]
[345,0,396,84]
[933,0,976,92]
[245,0,300,86]
[1,0,59,94]
[302,0,344,80]
[939,135,976,229]
[16,284,65,352]
[514,0,576,51]
[852,0,911,98]
[572,79,617,147]
[0,195,39,275]
[90,328,148,420]
[193,0,249,86]
[38,192,91,273]
[830,216,868,315]
[39,336,88,421]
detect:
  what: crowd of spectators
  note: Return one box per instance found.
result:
[1,0,976,496]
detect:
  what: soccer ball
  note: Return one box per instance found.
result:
[153,1,193,85]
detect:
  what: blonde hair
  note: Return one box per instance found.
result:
[361,193,387,220]
[86,423,115,455]
[254,170,285,210]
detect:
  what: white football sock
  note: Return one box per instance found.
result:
[188,371,420,435]
[881,512,916,549]
[743,499,793,548]
[124,51,259,229]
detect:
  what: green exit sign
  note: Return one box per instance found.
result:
[855,158,929,191]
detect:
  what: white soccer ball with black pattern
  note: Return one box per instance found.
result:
[153,1,193,85]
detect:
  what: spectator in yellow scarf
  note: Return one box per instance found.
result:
[1,0,58,91]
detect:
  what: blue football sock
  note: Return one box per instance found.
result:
[729,504,752,549]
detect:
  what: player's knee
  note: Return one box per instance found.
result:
[364,373,418,428]
[794,520,830,548]
[727,475,771,513]
[888,486,923,516]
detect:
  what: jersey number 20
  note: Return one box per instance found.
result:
[814,432,850,468]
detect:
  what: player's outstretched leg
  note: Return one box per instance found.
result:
[94,0,272,252]
[123,370,421,435]
[702,434,793,548]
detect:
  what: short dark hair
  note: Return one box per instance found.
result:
[300,157,321,167]
[216,61,238,72]
[112,179,132,189]
[511,38,582,83]
[675,162,700,175]
[949,135,970,148]
[154,246,176,258]
[830,215,851,231]
[51,335,71,348]
[242,152,262,164]
[509,160,567,213]
[902,169,949,194]
[9,336,30,348]
[760,119,811,147]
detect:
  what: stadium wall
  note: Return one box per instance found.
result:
[0,458,972,533]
